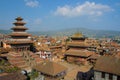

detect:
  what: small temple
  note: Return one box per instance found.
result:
[33,61,67,80]
[7,17,33,51]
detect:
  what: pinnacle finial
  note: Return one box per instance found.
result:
[15,16,23,21]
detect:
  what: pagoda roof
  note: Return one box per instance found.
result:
[13,21,26,25]
[9,33,31,36]
[67,42,90,47]
[13,17,26,25]
[33,61,67,76]
[65,49,94,57]
[7,41,33,44]
[71,32,85,38]
[49,45,62,49]
[11,26,28,30]
[15,17,23,21]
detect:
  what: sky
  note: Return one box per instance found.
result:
[0,0,120,31]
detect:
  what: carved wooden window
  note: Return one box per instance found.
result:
[117,76,120,80]
[109,73,113,80]
[101,72,105,78]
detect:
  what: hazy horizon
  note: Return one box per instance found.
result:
[1,27,120,33]
[0,0,120,31]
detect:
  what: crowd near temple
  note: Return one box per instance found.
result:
[0,17,120,80]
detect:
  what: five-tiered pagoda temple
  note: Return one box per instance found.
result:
[7,17,33,51]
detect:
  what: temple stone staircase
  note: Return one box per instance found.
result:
[7,51,43,72]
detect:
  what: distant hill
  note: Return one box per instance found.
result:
[0,28,120,38]
[30,28,120,38]
[0,29,11,34]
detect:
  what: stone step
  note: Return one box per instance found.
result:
[10,61,26,66]
[8,52,22,56]
[8,53,22,57]
[7,56,23,59]
[9,60,26,64]
[13,64,30,69]
[8,51,44,70]
[7,55,25,60]
[8,57,25,61]
[31,56,39,58]
[19,64,30,68]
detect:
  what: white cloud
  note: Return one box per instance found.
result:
[24,0,39,8]
[54,1,113,17]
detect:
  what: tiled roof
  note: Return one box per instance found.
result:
[49,45,62,49]
[9,33,31,36]
[7,41,33,44]
[36,43,51,51]
[94,56,120,76]
[65,49,94,57]
[0,72,27,80]
[11,26,28,30]
[88,54,100,59]
[13,21,26,24]
[33,61,67,76]
[15,17,23,20]
[71,32,83,38]
[67,42,89,47]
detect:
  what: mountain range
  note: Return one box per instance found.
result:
[0,28,120,38]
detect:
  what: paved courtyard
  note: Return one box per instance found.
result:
[57,61,92,80]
